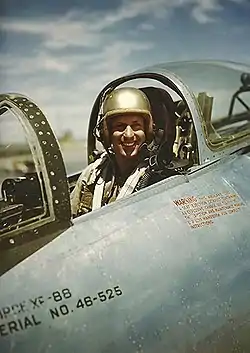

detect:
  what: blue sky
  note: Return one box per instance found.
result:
[0,0,250,139]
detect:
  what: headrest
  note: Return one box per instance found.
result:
[139,86,177,150]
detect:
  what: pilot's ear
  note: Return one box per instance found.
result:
[152,122,156,131]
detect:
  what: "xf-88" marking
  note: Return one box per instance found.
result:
[50,288,72,302]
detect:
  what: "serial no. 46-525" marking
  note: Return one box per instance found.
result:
[0,285,123,337]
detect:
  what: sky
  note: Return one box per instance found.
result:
[0,0,250,141]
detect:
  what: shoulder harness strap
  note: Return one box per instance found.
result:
[116,164,147,200]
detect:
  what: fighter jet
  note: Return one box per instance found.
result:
[0,60,250,352]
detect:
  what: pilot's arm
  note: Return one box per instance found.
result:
[70,153,110,217]
[70,164,94,217]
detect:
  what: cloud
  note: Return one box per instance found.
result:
[0,0,242,50]
[90,0,169,29]
[191,0,223,24]
[0,32,154,139]
[0,52,73,75]
[0,0,248,141]
[229,0,245,3]
[137,23,155,31]
[1,1,163,50]
[0,15,101,50]
[0,37,153,79]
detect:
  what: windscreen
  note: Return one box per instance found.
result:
[0,106,46,235]
[147,61,250,145]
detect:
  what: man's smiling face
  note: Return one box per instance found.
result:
[110,114,146,159]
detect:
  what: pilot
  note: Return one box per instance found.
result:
[70,87,154,217]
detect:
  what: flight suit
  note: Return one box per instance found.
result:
[70,152,148,217]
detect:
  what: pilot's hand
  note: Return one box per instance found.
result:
[76,204,91,217]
